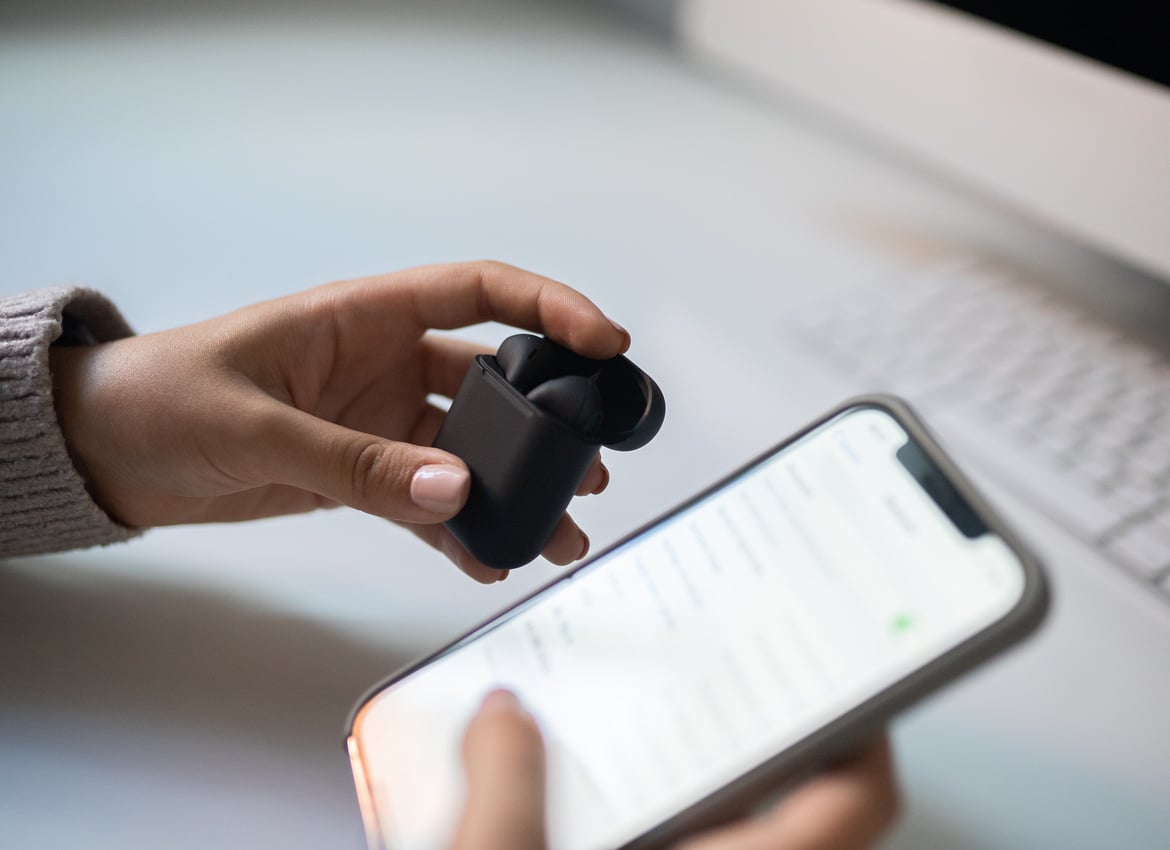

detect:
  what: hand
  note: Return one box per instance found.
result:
[49,261,629,582]
[451,690,899,850]
[675,739,899,850]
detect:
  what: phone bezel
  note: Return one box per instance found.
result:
[345,393,1049,850]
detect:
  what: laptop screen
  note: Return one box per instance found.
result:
[934,1,1169,89]
[679,0,1170,283]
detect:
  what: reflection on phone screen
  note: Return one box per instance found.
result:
[352,407,1027,850]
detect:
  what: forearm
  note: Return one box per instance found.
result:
[0,287,139,557]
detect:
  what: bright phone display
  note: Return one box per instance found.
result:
[348,399,1045,850]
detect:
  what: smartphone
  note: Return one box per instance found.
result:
[345,395,1048,850]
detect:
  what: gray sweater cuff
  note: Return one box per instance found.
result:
[1,287,139,557]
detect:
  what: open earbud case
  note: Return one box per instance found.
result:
[432,334,666,569]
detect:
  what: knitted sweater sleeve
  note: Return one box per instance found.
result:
[1,287,139,557]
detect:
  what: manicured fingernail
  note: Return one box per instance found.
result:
[411,464,469,513]
[609,318,630,349]
[482,689,522,713]
[577,533,590,560]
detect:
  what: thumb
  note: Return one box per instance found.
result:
[449,690,548,850]
[249,402,470,522]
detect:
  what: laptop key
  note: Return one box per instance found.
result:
[1107,524,1170,580]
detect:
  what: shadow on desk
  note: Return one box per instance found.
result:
[4,556,1119,850]
[0,557,414,753]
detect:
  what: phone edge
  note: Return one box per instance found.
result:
[618,392,1051,848]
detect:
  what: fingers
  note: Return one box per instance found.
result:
[408,523,510,585]
[575,454,610,496]
[448,690,548,850]
[676,736,899,850]
[541,513,590,565]
[243,400,472,524]
[410,402,450,447]
[377,261,630,359]
[421,335,491,400]
[763,736,898,850]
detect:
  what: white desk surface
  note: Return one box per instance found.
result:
[2,2,1168,848]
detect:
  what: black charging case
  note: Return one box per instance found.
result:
[432,343,665,569]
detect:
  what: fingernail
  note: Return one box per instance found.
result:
[609,318,630,349]
[411,464,469,513]
[577,533,590,560]
[482,689,522,714]
[495,570,510,583]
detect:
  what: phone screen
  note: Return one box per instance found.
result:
[351,406,1029,850]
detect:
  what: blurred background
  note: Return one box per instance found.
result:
[3,1,1167,849]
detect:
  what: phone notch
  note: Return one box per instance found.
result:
[896,439,988,539]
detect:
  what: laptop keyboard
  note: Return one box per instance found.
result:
[794,256,1170,598]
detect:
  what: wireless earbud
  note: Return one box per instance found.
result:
[433,331,665,569]
[527,374,604,435]
[495,333,558,392]
[495,334,605,435]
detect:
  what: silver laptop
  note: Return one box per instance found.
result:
[619,1,1170,847]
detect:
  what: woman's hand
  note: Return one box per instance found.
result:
[450,691,899,850]
[674,739,899,850]
[50,261,629,582]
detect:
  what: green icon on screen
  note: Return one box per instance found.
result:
[891,613,914,635]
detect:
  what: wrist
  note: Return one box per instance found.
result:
[49,343,126,525]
